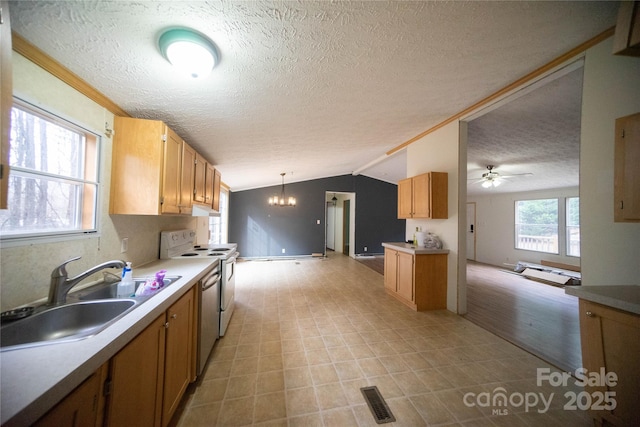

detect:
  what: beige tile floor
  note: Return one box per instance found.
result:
[176,253,592,426]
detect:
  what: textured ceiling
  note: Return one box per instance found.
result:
[8,1,618,191]
[467,66,584,196]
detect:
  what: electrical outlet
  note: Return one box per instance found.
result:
[316,219,320,225]
[282,248,286,254]
[120,237,128,253]
[364,246,368,252]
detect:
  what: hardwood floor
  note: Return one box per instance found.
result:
[464,261,582,373]
[355,255,384,275]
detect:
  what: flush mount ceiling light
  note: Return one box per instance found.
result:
[268,173,296,207]
[159,28,219,79]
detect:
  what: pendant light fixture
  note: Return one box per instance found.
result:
[269,173,296,207]
[159,28,219,79]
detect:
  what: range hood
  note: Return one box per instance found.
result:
[192,204,221,217]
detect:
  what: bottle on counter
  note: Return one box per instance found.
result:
[117,262,135,297]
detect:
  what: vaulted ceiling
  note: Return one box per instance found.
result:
[8,1,618,191]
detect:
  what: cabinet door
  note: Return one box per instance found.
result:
[412,173,430,218]
[193,153,207,203]
[34,364,107,427]
[579,300,640,426]
[398,178,413,219]
[0,0,12,209]
[205,163,215,207]
[161,126,182,214]
[212,168,221,212]
[162,288,195,427]
[384,249,397,292]
[179,142,195,214]
[396,251,414,302]
[614,112,640,222]
[107,315,166,427]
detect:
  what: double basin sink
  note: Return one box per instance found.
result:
[0,276,181,351]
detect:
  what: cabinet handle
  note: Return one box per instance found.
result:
[585,311,595,317]
[164,322,170,329]
[171,313,177,319]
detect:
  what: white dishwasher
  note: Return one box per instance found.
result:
[197,260,221,375]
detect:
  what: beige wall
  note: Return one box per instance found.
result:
[0,53,195,311]
[406,121,460,313]
[580,38,640,286]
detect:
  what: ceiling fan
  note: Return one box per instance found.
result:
[469,165,532,188]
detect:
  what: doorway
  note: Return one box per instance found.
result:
[325,192,355,257]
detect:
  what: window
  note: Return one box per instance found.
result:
[566,197,580,257]
[515,198,558,254]
[209,187,229,244]
[0,100,99,239]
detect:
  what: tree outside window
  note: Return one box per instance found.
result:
[515,198,559,254]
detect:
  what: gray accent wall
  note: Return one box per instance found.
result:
[229,175,404,258]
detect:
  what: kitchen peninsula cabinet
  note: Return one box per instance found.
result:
[110,117,183,215]
[106,287,196,427]
[34,364,108,427]
[614,112,640,222]
[398,172,448,219]
[565,285,640,427]
[383,243,448,311]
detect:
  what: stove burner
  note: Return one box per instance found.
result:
[181,253,199,257]
[210,248,230,251]
[194,248,209,251]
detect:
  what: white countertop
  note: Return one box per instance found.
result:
[382,242,450,255]
[565,285,640,315]
[0,258,217,427]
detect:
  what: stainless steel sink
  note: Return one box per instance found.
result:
[0,299,137,351]
[73,276,182,300]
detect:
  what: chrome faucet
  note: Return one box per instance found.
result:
[48,256,126,305]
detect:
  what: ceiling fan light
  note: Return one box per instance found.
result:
[492,179,501,187]
[159,28,219,78]
[482,180,492,188]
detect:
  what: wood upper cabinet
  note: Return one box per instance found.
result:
[179,141,195,215]
[0,0,12,209]
[106,287,196,427]
[34,363,108,427]
[110,117,185,215]
[212,167,221,212]
[398,172,448,219]
[384,247,447,311]
[614,112,640,222]
[193,153,207,204]
[613,1,640,57]
[578,300,640,426]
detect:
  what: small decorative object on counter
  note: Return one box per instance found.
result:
[134,269,167,297]
[424,233,443,249]
[117,262,135,297]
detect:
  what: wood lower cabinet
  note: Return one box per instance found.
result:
[106,287,196,427]
[162,287,195,425]
[398,172,448,219]
[578,300,640,427]
[34,364,108,427]
[384,247,447,311]
[614,112,640,222]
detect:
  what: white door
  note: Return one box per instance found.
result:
[466,202,476,261]
[326,203,336,250]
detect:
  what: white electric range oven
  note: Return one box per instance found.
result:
[159,230,239,365]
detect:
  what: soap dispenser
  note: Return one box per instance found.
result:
[117,262,135,297]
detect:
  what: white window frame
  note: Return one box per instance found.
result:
[209,186,229,244]
[566,196,580,258]
[514,198,559,255]
[0,98,101,244]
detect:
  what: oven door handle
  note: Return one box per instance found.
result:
[202,273,220,291]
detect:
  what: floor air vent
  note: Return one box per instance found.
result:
[360,386,396,424]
